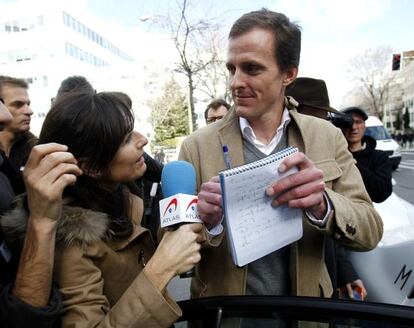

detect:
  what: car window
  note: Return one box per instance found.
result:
[365,126,392,140]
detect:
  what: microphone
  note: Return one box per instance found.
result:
[159,160,202,278]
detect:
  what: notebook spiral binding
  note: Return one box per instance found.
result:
[224,147,297,177]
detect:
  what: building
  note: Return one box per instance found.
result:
[384,50,414,132]
[0,0,178,143]
[401,52,414,130]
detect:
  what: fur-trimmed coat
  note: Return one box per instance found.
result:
[1,192,181,328]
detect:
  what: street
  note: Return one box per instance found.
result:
[393,150,414,204]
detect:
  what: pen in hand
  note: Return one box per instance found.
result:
[222,145,232,169]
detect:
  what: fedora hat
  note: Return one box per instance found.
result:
[286,77,341,114]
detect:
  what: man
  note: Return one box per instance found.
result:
[0,94,83,326]
[0,76,36,195]
[0,98,14,213]
[342,107,392,203]
[204,99,231,124]
[287,77,368,300]
[179,9,382,298]
[53,75,95,103]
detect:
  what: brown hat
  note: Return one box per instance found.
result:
[286,77,341,114]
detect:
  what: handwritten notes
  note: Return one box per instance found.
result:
[220,147,303,266]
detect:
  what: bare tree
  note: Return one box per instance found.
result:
[347,45,397,119]
[196,32,231,103]
[147,0,221,132]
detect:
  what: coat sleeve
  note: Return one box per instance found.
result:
[336,245,359,287]
[55,246,181,328]
[0,284,62,328]
[355,150,392,203]
[324,129,383,251]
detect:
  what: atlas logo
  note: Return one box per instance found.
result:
[163,198,178,216]
[185,198,198,212]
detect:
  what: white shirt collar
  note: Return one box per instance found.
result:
[239,108,291,155]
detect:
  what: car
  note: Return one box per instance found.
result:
[365,116,402,170]
[176,295,414,327]
[349,190,414,307]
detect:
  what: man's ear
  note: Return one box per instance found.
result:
[282,66,299,86]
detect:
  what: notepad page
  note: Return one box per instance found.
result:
[220,151,303,266]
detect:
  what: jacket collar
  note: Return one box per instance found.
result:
[1,193,146,250]
[216,99,306,162]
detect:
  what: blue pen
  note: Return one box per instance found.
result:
[222,145,232,169]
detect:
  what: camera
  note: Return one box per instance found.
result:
[328,113,353,129]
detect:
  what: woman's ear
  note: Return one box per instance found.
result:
[78,159,101,178]
[86,170,102,179]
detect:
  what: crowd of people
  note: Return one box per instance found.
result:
[0,8,391,328]
[393,131,414,149]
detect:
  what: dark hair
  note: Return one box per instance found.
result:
[204,99,231,120]
[0,75,28,97]
[39,92,135,238]
[56,75,94,98]
[40,92,133,173]
[111,91,133,108]
[229,9,301,71]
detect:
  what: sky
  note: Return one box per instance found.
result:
[1,0,413,107]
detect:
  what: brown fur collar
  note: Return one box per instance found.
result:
[1,198,111,249]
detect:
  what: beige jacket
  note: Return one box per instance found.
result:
[179,106,383,298]
[1,192,181,328]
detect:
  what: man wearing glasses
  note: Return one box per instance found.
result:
[204,99,230,125]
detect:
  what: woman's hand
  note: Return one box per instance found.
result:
[24,143,82,225]
[144,223,205,291]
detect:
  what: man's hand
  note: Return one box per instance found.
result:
[24,143,83,224]
[197,176,223,228]
[265,152,327,219]
[13,143,82,307]
[345,279,367,300]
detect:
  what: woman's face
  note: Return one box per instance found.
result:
[101,130,148,185]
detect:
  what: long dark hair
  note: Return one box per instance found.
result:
[39,92,136,238]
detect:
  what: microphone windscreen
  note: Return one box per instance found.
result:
[161,160,196,197]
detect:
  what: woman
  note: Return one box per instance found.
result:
[12,92,203,327]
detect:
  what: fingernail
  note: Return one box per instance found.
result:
[278,163,286,172]
[266,187,274,196]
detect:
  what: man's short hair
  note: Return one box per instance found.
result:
[204,99,231,121]
[56,75,94,98]
[0,75,29,97]
[229,9,301,72]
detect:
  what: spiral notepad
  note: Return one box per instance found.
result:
[219,147,303,266]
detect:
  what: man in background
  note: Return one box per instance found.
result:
[53,75,94,102]
[0,76,35,195]
[287,77,369,300]
[204,99,230,124]
[341,107,392,203]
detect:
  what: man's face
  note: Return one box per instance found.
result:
[1,85,32,134]
[206,105,229,124]
[0,99,13,131]
[226,28,297,121]
[342,113,366,145]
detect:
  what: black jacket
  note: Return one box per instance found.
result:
[352,136,393,203]
[0,131,36,195]
[134,152,163,239]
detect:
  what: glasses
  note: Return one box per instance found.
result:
[206,116,224,124]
